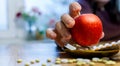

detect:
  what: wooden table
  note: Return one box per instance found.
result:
[0,42,120,66]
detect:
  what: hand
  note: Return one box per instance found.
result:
[46,2,104,48]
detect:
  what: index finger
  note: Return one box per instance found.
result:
[69,2,82,18]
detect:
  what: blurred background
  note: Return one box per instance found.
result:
[0,0,120,43]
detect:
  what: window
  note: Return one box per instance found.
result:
[0,0,8,31]
[0,0,24,39]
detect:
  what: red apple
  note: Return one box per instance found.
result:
[70,14,103,46]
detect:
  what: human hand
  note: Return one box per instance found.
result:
[46,2,104,48]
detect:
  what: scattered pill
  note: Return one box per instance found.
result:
[89,62,95,66]
[72,59,77,63]
[25,63,30,66]
[56,58,61,61]
[102,60,108,63]
[55,61,61,64]
[77,58,84,62]
[76,62,82,66]
[92,57,100,62]
[42,63,46,66]
[47,58,52,62]
[35,59,40,63]
[98,45,104,49]
[105,61,116,66]
[97,59,103,63]
[104,43,110,47]
[83,59,91,63]
[80,62,86,66]
[117,40,120,43]
[30,60,35,64]
[61,59,68,63]
[17,59,22,63]
[68,59,73,63]
[111,42,116,45]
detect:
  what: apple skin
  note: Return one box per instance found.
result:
[70,14,103,46]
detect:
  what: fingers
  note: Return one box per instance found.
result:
[55,21,71,41]
[69,2,82,18]
[46,28,57,39]
[61,14,75,28]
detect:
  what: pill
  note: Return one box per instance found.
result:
[97,59,103,63]
[55,61,61,64]
[47,58,52,62]
[42,63,46,66]
[72,59,77,63]
[56,58,61,61]
[104,43,110,47]
[92,57,100,62]
[83,59,91,63]
[89,62,95,66]
[68,59,73,63]
[76,62,82,66]
[30,60,35,64]
[17,59,22,63]
[105,61,116,66]
[76,58,84,62]
[98,45,104,48]
[61,59,68,63]
[117,40,120,43]
[35,59,40,63]
[80,62,86,66]
[25,63,30,66]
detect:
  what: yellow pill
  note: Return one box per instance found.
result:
[97,59,103,63]
[47,58,51,62]
[81,62,86,66]
[55,61,61,64]
[30,60,35,64]
[17,59,22,63]
[105,61,116,66]
[68,59,73,63]
[89,62,95,66]
[76,62,82,66]
[72,59,77,63]
[42,63,46,66]
[35,59,40,63]
[56,58,61,61]
[25,63,30,66]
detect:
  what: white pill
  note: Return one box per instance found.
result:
[83,59,91,64]
[61,59,68,63]
[117,40,120,44]
[92,57,100,62]
[98,45,103,48]
[111,42,116,44]
[104,43,110,47]
[76,58,84,62]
